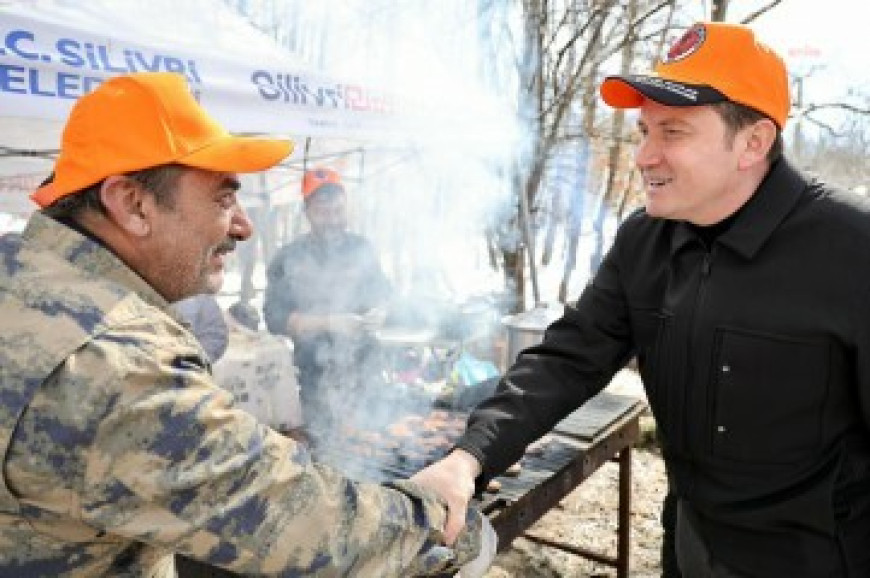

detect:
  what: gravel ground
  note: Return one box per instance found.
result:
[483,442,667,577]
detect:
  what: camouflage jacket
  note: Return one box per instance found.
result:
[0,213,480,577]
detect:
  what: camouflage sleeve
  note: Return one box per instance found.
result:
[385,479,484,575]
[71,315,479,576]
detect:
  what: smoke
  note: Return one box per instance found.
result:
[218,2,624,470]
[217,1,567,470]
[0,0,616,472]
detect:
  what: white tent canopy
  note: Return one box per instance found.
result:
[0,0,416,149]
[0,0,448,215]
[0,1,513,223]
[0,0,426,158]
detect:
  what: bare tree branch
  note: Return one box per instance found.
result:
[591,2,675,67]
[803,115,842,138]
[801,102,870,116]
[740,0,783,24]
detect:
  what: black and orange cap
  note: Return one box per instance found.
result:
[600,22,790,128]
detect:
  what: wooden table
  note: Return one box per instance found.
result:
[477,391,647,578]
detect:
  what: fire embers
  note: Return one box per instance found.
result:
[314,410,469,481]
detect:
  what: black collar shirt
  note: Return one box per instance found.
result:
[458,159,870,576]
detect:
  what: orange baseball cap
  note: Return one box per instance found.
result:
[301,167,343,199]
[600,22,790,128]
[32,72,293,207]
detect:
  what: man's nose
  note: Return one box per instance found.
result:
[634,136,660,168]
[229,203,254,241]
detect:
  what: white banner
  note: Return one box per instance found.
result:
[0,11,410,140]
[0,1,513,216]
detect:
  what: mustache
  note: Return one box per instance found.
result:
[215,237,237,254]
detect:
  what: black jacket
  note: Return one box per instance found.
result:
[457,159,870,576]
[263,231,391,385]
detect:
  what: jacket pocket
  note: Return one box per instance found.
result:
[711,328,829,464]
[630,308,672,430]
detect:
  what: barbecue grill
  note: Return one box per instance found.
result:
[177,391,646,577]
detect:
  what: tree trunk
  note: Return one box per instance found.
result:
[501,247,525,314]
[558,40,602,302]
[711,0,730,21]
[591,0,637,274]
[558,232,580,303]
[541,187,562,266]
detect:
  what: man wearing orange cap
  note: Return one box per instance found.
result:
[0,72,493,576]
[263,167,391,436]
[414,21,870,577]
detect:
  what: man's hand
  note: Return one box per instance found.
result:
[326,313,364,335]
[411,449,481,545]
[288,312,366,336]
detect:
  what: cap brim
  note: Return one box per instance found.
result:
[31,183,59,207]
[601,74,726,109]
[31,135,294,208]
[181,135,293,173]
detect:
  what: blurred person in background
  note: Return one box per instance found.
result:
[0,71,493,577]
[227,172,281,331]
[414,21,870,577]
[264,167,392,434]
[173,294,229,363]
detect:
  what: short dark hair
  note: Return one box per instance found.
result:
[42,164,186,221]
[711,100,783,162]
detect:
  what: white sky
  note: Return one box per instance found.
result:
[746,0,867,116]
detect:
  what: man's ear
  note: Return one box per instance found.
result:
[738,119,777,170]
[99,176,153,237]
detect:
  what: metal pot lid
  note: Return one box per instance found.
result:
[502,302,564,331]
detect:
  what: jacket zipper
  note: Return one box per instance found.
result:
[682,246,715,494]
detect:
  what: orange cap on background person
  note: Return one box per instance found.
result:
[301,167,344,200]
[32,72,293,208]
[600,22,790,128]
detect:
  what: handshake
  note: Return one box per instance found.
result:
[411,511,498,578]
